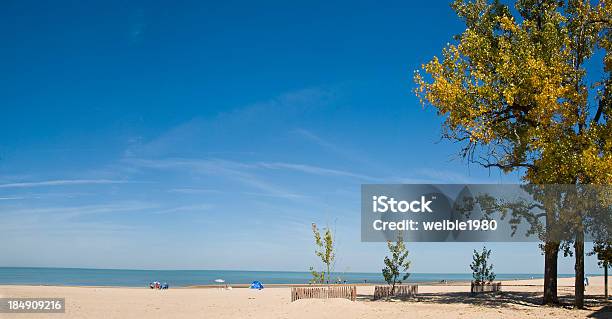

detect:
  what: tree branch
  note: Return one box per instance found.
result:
[593,95,606,125]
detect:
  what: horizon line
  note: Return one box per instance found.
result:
[0,266,586,275]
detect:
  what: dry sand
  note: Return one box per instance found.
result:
[0,276,610,318]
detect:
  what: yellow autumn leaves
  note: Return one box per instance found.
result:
[414,0,612,185]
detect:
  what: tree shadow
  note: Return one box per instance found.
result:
[414,291,543,308]
[587,305,612,318]
[364,290,610,311]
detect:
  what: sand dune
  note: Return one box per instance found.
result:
[0,276,609,318]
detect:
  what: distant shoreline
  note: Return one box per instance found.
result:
[0,277,588,289]
[0,267,591,288]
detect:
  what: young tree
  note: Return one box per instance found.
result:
[310,223,335,284]
[382,234,411,295]
[470,246,496,285]
[308,266,325,284]
[415,0,612,307]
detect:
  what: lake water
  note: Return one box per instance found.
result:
[0,267,582,287]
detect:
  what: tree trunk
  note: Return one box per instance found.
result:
[606,263,609,300]
[574,230,585,309]
[543,241,559,305]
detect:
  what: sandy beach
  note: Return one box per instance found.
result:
[1,276,609,318]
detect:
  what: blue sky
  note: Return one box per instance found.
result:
[0,0,603,274]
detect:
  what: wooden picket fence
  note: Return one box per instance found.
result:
[291,286,357,302]
[471,282,502,294]
[373,285,418,300]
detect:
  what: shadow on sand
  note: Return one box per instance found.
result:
[587,305,612,318]
[359,291,611,314]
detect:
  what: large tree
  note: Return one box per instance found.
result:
[415,0,612,307]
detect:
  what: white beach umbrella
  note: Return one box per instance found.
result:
[214,278,225,289]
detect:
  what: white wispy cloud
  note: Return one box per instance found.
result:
[0,196,28,200]
[125,157,380,199]
[293,129,487,184]
[0,219,137,235]
[255,162,378,181]
[292,128,385,173]
[0,201,157,219]
[124,158,305,199]
[123,88,334,159]
[168,188,223,194]
[0,179,129,189]
[169,188,309,200]
[0,201,157,238]
[293,128,340,153]
[152,204,212,215]
[415,168,489,184]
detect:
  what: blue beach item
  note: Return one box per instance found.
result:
[250,281,264,290]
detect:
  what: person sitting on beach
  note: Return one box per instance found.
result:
[149,282,154,289]
[162,282,168,289]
